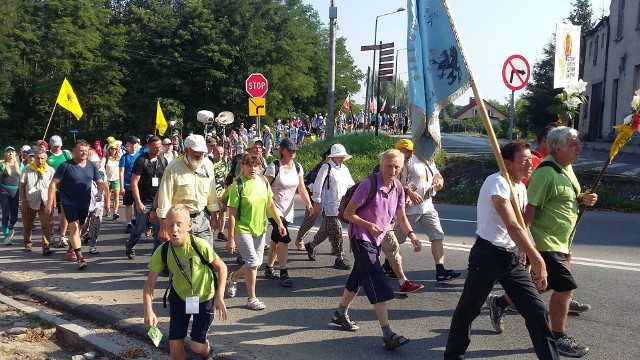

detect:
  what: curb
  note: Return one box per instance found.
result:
[0,292,124,359]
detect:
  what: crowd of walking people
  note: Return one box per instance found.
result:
[2,120,595,359]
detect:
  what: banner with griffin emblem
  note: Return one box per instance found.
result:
[407,0,470,162]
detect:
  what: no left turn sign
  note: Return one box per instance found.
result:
[502,54,530,91]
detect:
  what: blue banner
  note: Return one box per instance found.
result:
[407,0,470,161]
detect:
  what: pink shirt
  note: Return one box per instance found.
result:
[348,173,404,247]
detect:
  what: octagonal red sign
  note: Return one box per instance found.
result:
[245,73,268,98]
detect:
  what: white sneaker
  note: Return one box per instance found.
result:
[58,236,69,248]
[3,237,12,246]
[226,271,237,298]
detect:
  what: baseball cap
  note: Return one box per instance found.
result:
[106,136,116,144]
[108,143,119,149]
[4,146,15,152]
[37,140,49,149]
[279,138,298,151]
[126,135,140,144]
[247,137,263,149]
[50,135,63,147]
[184,134,207,153]
[20,145,31,152]
[395,139,414,151]
[162,138,172,145]
[27,149,36,156]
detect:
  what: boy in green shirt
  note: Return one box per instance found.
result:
[143,204,227,359]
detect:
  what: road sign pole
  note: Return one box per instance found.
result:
[509,90,515,140]
[375,41,382,137]
[257,116,260,133]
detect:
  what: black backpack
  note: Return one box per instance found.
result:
[270,159,301,185]
[224,153,244,186]
[161,235,218,308]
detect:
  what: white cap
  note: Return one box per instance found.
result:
[50,135,63,147]
[184,134,208,153]
[20,145,31,152]
[327,143,352,160]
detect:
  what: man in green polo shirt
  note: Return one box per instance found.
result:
[143,204,227,359]
[525,126,598,358]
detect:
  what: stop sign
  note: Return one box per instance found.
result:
[245,73,268,98]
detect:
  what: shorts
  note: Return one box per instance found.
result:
[107,180,120,190]
[168,290,214,343]
[268,217,291,244]
[540,251,578,292]
[61,204,89,226]
[405,210,445,241]
[345,238,394,304]
[123,188,134,206]
[235,232,266,268]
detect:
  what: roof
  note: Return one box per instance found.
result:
[450,98,506,119]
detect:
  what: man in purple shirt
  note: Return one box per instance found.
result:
[330,149,422,351]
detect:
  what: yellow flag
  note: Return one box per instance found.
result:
[156,101,168,136]
[56,78,83,120]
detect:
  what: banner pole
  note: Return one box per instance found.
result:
[43,102,58,142]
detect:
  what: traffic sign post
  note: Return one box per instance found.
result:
[502,55,530,140]
[245,73,268,130]
[68,128,79,142]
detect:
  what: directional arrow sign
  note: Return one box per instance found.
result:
[380,55,394,63]
[361,44,380,51]
[379,63,394,69]
[501,54,530,91]
[378,75,394,82]
[379,69,394,76]
[248,97,266,116]
[380,42,394,50]
[380,49,394,56]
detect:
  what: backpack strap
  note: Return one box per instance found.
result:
[270,160,281,185]
[235,177,244,219]
[63,150,71,161]
[537,161,562,174]
[362,173,379,208]
[190,234,218,292]
[161,242,172,308]
[323,163,331,189]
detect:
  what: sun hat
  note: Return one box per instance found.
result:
[327,143,352,160]
[184,134,208,153]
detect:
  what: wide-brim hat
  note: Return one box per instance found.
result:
[327,143,352,160]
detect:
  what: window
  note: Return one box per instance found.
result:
[472,109,478,116]
[637,1,640,29]
[588,40,592,57]
[593,35,599,65]
[634,65,640,92]
[487,109,494,117]
[611,79,618,132]
[616,0,625,40]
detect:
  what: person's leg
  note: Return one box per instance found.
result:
[112,188,120,218]
[245,266,259,298]
[38,206,52,251]
[549,290,573,333]
[296,208,317,249]
[125,204,151,255]
[168,290,190,360]
[22,207,37,249]
[104,186,112,215]
[0,192,10,236]
[59,203,68,239]
[501,262,559,359]
[169,339,187,360]
[217,210,226,236]
[189,298,214,358]
[309,216,329,247]
[325,216,344,259]
[373,302,389,327]
[8,191,19,234]
[381,228,404,279]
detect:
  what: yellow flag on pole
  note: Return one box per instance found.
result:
[156,101,168,136]
[56,78,83,120]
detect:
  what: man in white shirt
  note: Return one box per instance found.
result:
[304,144,355,270]
[393,139,461,282]
[444,140,558,360]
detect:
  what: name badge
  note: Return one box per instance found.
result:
[152,177,159,187]
[185,295,199,314]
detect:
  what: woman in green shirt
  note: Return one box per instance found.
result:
[1,146,24,245]
[226,154,285,310]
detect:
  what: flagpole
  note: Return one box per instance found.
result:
[43,102,58,141]
[441,0,524,228]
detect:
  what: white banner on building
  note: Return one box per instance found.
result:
[553,23,581,89]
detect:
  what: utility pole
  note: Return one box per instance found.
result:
[327,0,337,139]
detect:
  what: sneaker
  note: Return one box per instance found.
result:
[217,232,228,242]
[42,249,54,256]
[264,267,279,280]
[125,223,133,234]
[399,280,424,294]
[67,250,78,262]
[145,227,152,237]
[112,213,120,221]
[226,271,237,298]
[486,294,505,334]
[279,274,293,287]
[383,332,410,350]
[89,246,100,254]
[126,249,135,259]
[382,260,397,279]
[3,237,12,246]
[331,311,359,331]
[24,247,32,252]
[568,299,591,315]
[333,258,351,270]
[556,334,589,357]
[436,269,462,282]
[77,256,88,270]
[304,242,316,261]
[57,236,69,248]
[246,298,266,310]
[105,211,112,219]
[505,303,518,314]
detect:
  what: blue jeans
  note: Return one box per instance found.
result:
[0,188,19,232]
[125,203,160,252]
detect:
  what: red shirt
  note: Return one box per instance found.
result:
[523,149,543,187]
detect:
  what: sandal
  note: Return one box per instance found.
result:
[246,298,266,310]
[383,332,410,350]
[279,275,293,287]
[295,239,304,251]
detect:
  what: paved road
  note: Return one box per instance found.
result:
[0,202,638,359]
[441,133,640,177]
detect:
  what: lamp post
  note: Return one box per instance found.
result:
[368,7,405,125]
[394,47,407,111]
[327,0,338,139]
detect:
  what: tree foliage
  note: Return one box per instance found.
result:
[0,0,363,144]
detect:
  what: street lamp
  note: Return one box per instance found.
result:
[368,7,405,123]
[394,47,407,111]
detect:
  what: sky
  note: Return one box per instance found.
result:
[302,0,610,106]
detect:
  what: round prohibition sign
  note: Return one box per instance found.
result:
[502,54,530,91]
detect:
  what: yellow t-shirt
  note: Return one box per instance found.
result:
[227,175,273,237]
